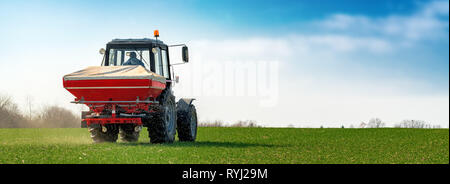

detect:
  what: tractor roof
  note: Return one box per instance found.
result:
[107,38,166,47]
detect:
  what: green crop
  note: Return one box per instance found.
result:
[0,128,448,164]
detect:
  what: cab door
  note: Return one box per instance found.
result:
[152,47,171,79]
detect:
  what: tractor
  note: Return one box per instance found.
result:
[63,30,197,143]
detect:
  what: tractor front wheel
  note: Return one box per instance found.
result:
[177,105,197,142]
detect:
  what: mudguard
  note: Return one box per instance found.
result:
[176,98,195,112]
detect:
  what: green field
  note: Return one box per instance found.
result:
[0,128,448,164]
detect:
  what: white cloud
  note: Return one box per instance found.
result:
[320,14,374,30]
[299,35,392,53]
[318,0,449,42]
[422,0,450,17]
[188,38,294,61]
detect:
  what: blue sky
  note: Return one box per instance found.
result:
[0,0,448,127]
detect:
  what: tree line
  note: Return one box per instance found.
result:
[1,94,444,129]
[198,120,262,127]
[356,118,441,128]
[0,94,80,128]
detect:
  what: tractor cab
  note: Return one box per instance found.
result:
[100,31,189,81]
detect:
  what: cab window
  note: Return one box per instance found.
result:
[107,48,150,70]
[153,47,163,76]
[161,49,170,78]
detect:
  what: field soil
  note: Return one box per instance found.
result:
[0,128,448,164]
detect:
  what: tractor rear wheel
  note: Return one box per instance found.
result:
[88,124,119,143]
[177,105,197,142]
[119,124,140,142]
[148,90,177,143]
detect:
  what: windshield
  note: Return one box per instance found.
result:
[107,48,150,69]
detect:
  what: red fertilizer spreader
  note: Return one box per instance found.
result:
[63,65,166,117]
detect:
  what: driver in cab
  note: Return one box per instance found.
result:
[123,52,145,68]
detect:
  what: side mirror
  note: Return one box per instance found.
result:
[182,46,189,63]
[175,76,179,83]
[99,48,106,55]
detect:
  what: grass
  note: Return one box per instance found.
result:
[0,127,448,164]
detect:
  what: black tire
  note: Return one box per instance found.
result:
[119,124,140,142]
[88,124,119,143]
[177,105,197,142]
[148,89,177,144]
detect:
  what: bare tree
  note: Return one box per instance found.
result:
[367,118,385,128]
[0,95,12,110]
[394,120,442,128]
[432,125,441,129]
[37,105,80,128]
[198,120,262,128]
[25,95,34,121]
[198,120,225,127]
[0,94,27,128]
[231,120,261,128]
[397,120,427,128]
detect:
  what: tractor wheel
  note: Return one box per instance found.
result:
[119,124,140,142]
[177,105,197,142]
[148,90,177,144]
[88,124,119,143]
